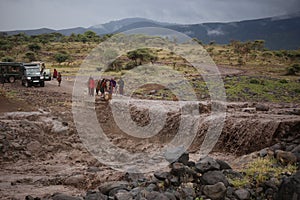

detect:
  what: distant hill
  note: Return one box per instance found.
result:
[2,15,300,50]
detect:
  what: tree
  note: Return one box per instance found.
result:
[286,63,300,75]
[54,52,69,63]
[24,51,36,62]
[127,48,157,66]
[28,43,41,52]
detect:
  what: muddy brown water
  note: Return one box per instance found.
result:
[0,80,299,199]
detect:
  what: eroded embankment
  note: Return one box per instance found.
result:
[95,98,300,156]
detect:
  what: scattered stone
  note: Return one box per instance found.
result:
[255,104,269,111]
[164,146,185,163]
[195,156,220,173]
[164,191,176,200]
[242,107,256,113]
[146,191,169,200]
[154,171,170,181]
[259,148,268,157]
[203,182,227,200]
[98,181,129,195]
[234,189,250,200]
[51,193,82,200]
[291,145,300,162]
[85,190,107,200]
[64,174,85,188]
[114,190,133,200]
[275,170,300,200]
[177,151,189,165]
[275,150,297,165]
[201,171,229,187]
[216,159,232,170]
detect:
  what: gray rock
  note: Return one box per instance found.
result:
[195,156,220,173]
[216,159,232,170]
[270,143,282,151]
[51,193,82,200]
[129,187,142,198]
[114,190,133,200]
[146,191,169,200]
[164,146,185,163]
[98,181,129,195]
[85,191,107,200]
[177,151,189,165]
[124,172,145,182]
[203,182,227,200]
[170,162,186,176]
[64,174,85,188]
[234,189,250,200]
[146,183,157,192]
[275,170,300,200]
[201,171,229,187]
[181,187,196,198]
[259,148,268,157]
[255,104,269,111]
[154,171,170,181]
[275,150,297,165]
[164,191,176,200]
[292,145,300,162]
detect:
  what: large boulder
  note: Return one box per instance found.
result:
[234,189,251,200]
[203,182,227,200]
[275,150,297,165]
[275,170,300,200]
[98,181,129,195]
[201,171,229,187]
[195,156,220,173]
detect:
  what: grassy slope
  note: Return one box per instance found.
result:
[2,40,300,103]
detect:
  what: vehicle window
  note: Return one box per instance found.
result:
[26,68,40,75]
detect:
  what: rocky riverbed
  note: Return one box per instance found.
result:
[0,81,299,199]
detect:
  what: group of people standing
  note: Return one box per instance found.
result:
[88,76,124,99]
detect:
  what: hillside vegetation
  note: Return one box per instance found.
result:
[1,31,300,102]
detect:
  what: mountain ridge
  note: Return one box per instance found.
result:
[1,15,300,50]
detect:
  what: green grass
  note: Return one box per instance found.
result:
[228,157,297,188]
[224,76,300,103]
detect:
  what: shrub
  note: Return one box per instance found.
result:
[24,51,36,62]
[28,43,41,52]
[54,52,69,63]
[1,56,14,62]
[286,63,300,75]
[249,78,260,84]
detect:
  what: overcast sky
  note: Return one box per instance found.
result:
[0,0,300,31]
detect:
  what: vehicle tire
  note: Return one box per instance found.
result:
[8,76,15,83]
[40,82,45,87]
[25,81,30,88]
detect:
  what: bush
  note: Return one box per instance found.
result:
[125,61,137,70]
[249,78,260,84]
[54,52,69,63]
[1,56,14,62]
[28,43,41,52]
[24,51,36,62]
[286,63,300,75]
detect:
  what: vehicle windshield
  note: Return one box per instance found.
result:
[26,68,40,75]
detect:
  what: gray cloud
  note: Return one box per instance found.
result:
[0,0,299,31]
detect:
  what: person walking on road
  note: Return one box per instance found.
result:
[88,76,95,96]
[57,72,62,87]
